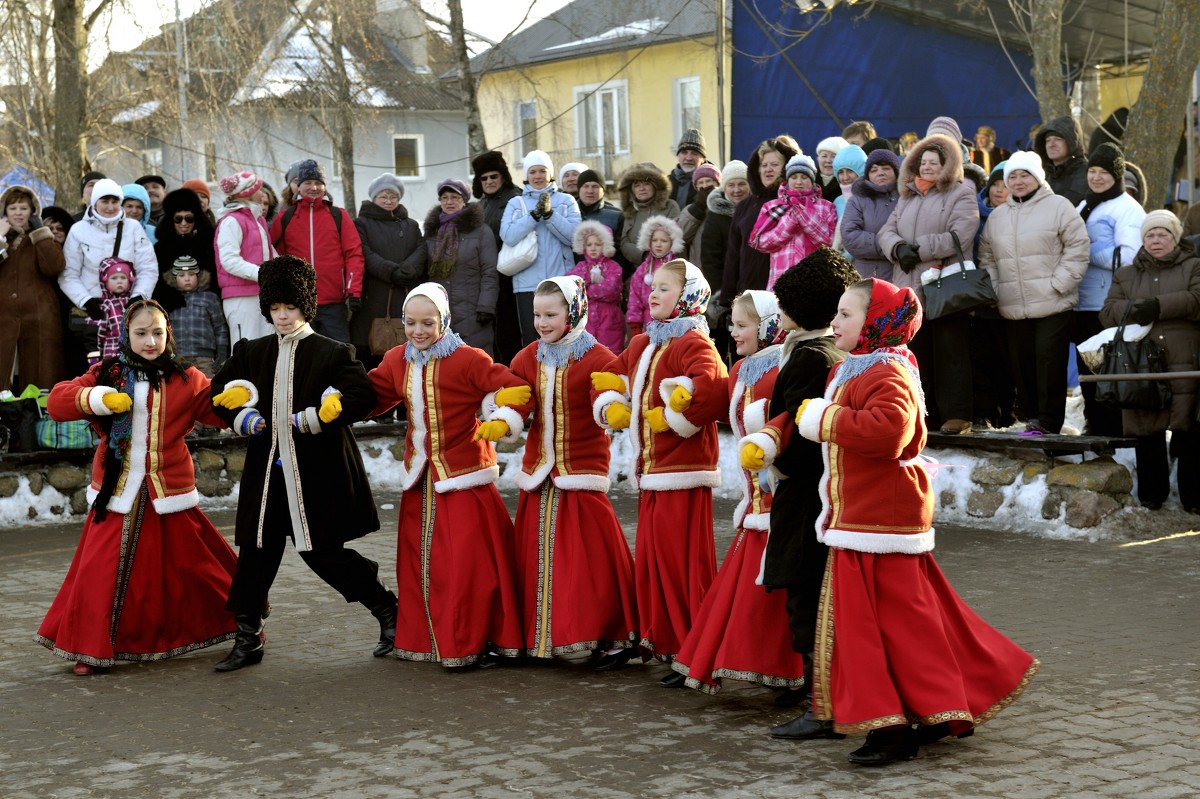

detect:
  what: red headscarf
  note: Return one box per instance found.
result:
[852,277,922,359]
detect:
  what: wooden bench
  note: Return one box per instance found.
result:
[925,431,1136,457]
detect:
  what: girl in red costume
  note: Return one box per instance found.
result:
[36,299,238,674]
[368,282,530,668]
[592,259,728,685]
[785,277,1038,764]
[671,290,806,695]
[508,276,638,667]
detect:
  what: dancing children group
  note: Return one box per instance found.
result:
[35,247,1038,766]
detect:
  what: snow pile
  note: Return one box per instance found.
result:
[0,476,74,528]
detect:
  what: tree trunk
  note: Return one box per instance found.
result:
[1029,0,1071,122]
[1124,0,1200,210]
[50,0,87,209]
[448,0,488,158]
[328,4,356,216]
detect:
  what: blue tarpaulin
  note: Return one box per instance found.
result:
[730,2,1041,163]
[0,166,55,207]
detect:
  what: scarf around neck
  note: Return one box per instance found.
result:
[1079,182,1123,221]
[429,207,467,279]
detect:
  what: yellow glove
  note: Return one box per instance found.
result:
[591,372,625,393]
[495,385,531,407]
[668,385,692,413]
[318,392,342,424]
[646,407,669,433]
[605,403,631,430]
[473,419,509,442]
[101,392,132,414]
[794,398,812,427]
[213,386,252,409]
[741,442,765,471]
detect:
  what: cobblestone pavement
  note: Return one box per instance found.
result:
[3,491,1198,799]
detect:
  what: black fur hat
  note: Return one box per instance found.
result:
[772,247,861,331]
[471,150,515,198]
[258,255,317,322]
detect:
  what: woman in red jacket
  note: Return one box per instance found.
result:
[36,300,238,674]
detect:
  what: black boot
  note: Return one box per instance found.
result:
[214,615,264,672]
[847,726,919,765]
[770,710,845,739]
[364,586,398,657]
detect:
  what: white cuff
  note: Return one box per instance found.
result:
[740,431,779,470]
[222,378,259,408]
[593,390,629,430]
[797,398,833,442]
[87,386,117,416]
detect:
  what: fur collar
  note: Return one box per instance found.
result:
[422,202,484,239]
[707,187,738,217]
[358,199,411,222]
[898,133,965,199]
[851,176,898,200]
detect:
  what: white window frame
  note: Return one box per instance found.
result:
[573,80,630,158]
[672,76,702,146]
[392,134,425,181]
[139,147,163,174]
[515,100,538,160]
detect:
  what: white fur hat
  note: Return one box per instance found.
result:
[816,137,849,156]
[635,214,684,254]
[1003,150,1047,187]
[572,220,615,257]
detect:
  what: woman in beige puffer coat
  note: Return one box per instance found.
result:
[877,132,980,433]
[978,152,1090,435]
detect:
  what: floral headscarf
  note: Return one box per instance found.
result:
[536,275,597,366]
[648,259,711,345]
[744,289,787,351]
[402,282,462,364]
[852,278,922,357]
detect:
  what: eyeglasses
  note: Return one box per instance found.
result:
[173,214,195,223]
[481,173,502,181]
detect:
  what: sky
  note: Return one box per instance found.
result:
[104,0,573,60]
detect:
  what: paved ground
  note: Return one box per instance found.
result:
[3,490,1199,799]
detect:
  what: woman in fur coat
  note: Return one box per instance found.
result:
[425,179,498,356]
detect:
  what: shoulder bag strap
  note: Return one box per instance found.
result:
[111,217,125,258]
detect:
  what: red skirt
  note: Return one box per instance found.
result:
[812,548,1039,735]
[395,470,524,666]
[514,483,638,658]
[634,487,716,659]
[672,525,805,693]
[35,493,238,667]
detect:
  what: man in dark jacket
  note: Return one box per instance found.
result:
[668,128,709,211]
[1035,115,1088,206]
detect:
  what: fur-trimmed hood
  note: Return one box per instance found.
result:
[898,133,965,198]
[157,188,213,245]
[635,214,684,254]
[706,187,739,218]
[617,163,671,219]
[1,184,40,216]
[422,201,485,239]
[573,219,616,256]
[163,268,214,291]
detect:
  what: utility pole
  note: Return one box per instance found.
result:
[174,0,190,182]
[715,0,726,163]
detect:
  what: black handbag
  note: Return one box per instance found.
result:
[1095,301,1172,411]
[922,231,997,320]
[0,397,43,453]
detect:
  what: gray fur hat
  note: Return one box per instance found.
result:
[368,173,405,201]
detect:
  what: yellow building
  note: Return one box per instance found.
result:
[472,0,732,188]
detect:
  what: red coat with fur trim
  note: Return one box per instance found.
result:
[795,357,934,553]
[368,342,528,493]
[596,329,729,490]
[510,340,620,492]
[48,366,225,515]
[728,354,779,530]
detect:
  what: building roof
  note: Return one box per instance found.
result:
[470,0,731,73]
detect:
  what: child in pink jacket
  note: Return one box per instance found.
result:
[568,221,626,353]
[750,153,837,290]
[626,215,684,338]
